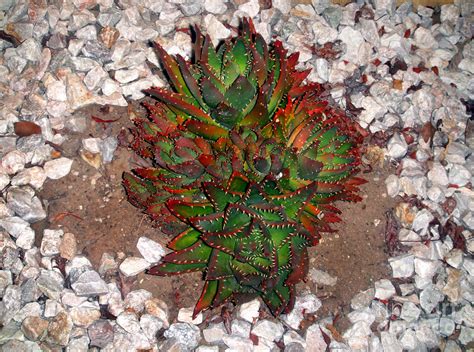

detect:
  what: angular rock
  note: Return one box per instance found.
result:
[21,315,49,341]
[36,269,64,300]
[140,314,164,342]
[59,232,77,260]
[40,229,63,256]
[137,236,165,264]
[47,311,73,346]
[252,319,284,342]
[88,320,114,348]
[44,157,73,180]
[70,269,108,297]
[178,306,203,325]
[119,257,150,277]
[374,279,396,300]
[238,298,260,323]
[164,323,201,350]
[202,322,227,344]
[389,254,414,278]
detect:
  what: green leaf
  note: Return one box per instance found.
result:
[224,76,256,112]
[168,228,201,250]
[193,280,218,317]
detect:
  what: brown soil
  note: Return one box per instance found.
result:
[37,104,394,330]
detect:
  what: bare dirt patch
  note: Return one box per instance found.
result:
[37,104,394,328]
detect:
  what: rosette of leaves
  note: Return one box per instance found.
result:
[124,20,365,316]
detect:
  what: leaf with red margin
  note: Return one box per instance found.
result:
[193,280,218,318]
[146,88,216,125]
[162,240,212,264]
[168,228,201,250]
[183,119,228,140]
[153,42,192,97]
[147,261,206,276]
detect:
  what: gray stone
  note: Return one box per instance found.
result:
[309,268,338,286]
[178,306,203,325]
[11,167,47,190]
[21,315,49,341]
[202,322,227,344]
[71,269,109,296]
[37,269,64,300]
[137,236,166,264]
[124,289,152,313]
[12,301,41,323]
[40,229,63,256]
[204,0,226,14]
[101,136,118,163]
[88,320,114,348]
[70,304,101,327]
[374,279,396,300]
[428,162,449,186]
[414,258,440,279]
[117,311,141,334]
[140,314,164,342]
[238,298,260,323]
[380,331,403,352]
[252,319,285,342]
[420,284,444,313]
[164,323,201,350]
[119,257,150,277]
[17,38,42,62]
[84,66,108,91]
[47,311,73,346]
[2,150,27,175]
[44,157,73,180]
[283,293,321,329]
[387,133,408,159]
[114,68,140,83]
[6,187,45,223]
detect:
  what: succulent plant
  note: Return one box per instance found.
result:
[124,20,365,317]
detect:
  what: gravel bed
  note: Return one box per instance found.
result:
[0,0,472,351]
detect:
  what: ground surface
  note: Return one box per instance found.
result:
[37,104,394,329]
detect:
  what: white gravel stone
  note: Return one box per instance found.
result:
[124,289,152,312]
[419,284,444,313]
[312,22,338,45]
[44,157,73,180]
[119,257,150,277]
[445,249,463,269]
[238,298,260,323]
[385,174,400,197]
[374,279,396,300]
[204,0,227,14]
[251,319,284,342]
[202,322,227,343]
[283,293,321,329]
[338,27,367,65]
[387,133,408,159]
[178,306,203,325]
[400,302,421,322]
[2,151,27,175]
[40,229,63,256]
[136,236,165,264]
[71,269,109,297]
[117,311,141,334]
[380,331,403,352]
[428,162,449,186]
[140,314,164,342]
[203,14,231,47]
[414,258,440,279]
[389,254,415,278]
[164,323,201,350]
